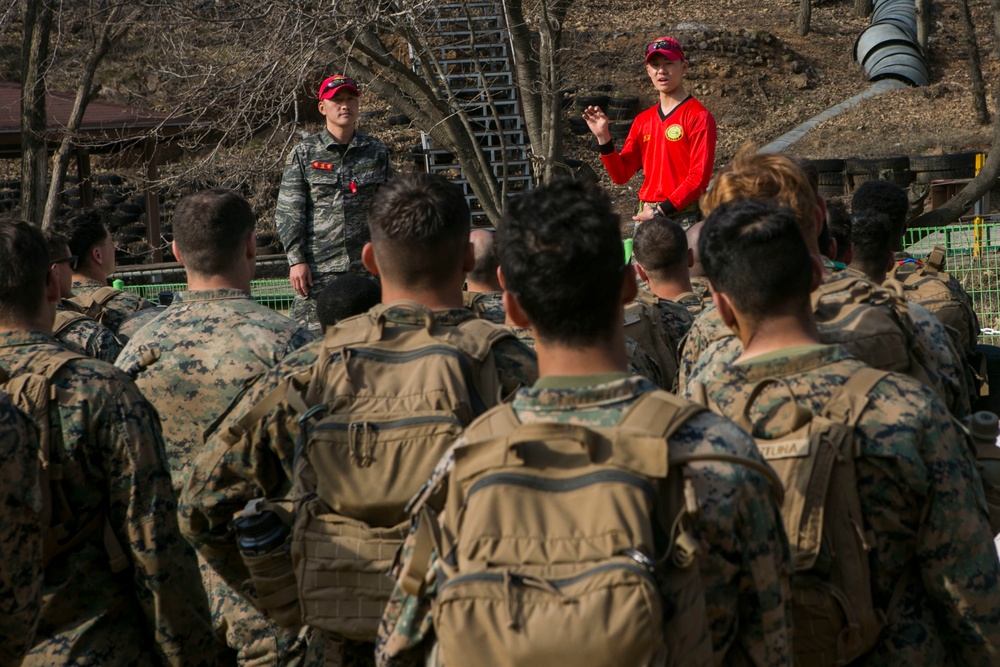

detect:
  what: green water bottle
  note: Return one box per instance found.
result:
[623,238,633,264]
[112,279,125,290]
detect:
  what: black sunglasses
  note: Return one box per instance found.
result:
[52,255,78,270]
[324,77,356,91]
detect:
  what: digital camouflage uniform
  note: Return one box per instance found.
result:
[115,305,166,344]
[463,290,505,324]
[0,330,224,667]
[674,291,705,318]
[275,128,392,333]
[687,344,1000,666]
[503,323,669,388]
[676,268,972,417]
[690,276,712,302]
[116,288,317,665]
[376,375,793,667]
[0,391,42,666]
[53,300,124,363]
[180,306,537,666]
[647,292,696,351]
[71,277,157,334]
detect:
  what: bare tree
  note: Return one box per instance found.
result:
[42,1,139,228]
[797,0,811,36]
[958,0,989,125]
[916,0,931,54]
[20,0,54,225]
[854,0,873,18]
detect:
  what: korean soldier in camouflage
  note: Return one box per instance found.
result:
[182,174,537,666]
[276,74,393,333]
[463,228,505,323]
[676,150,971,418]
[0,219,224,666]
[686,199,1000,665]
[43,229,124,362]
[117,190,316,665]
[376,178,793,667]
[52,208,156,333]
[0,391,42,666]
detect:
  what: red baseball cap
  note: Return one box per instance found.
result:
[318,75,359,101]
[645,37,685,63]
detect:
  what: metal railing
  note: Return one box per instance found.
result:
[121,278,296,314]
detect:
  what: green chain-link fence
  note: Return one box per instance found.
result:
[121,278,296,313]
[904,218,1000,345]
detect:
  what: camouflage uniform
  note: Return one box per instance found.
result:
[115,305,166,344]
[690,276,712,302]
[503,323,669,388]
[116,289,316,664]
[674,291,705,318]
[646,292,696,350]
[53,300,124,363]
[376,375,793,667]
[463,290,505,324]
[275,128,392,332]
[686,344,1000,665]
[180,306,536,666]
[0,330,224,667]
[0,391,42,666]
[71,277,157,333]
[677,268,971,417]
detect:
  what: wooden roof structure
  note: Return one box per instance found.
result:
[0,81,195,262]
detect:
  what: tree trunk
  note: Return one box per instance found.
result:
[916,0,932,54]
[994,0,1000,61]
[42,18,118,229]
[958,0,989,125]
[854,0,873,18]
[910,0,1000,228]
[797,0,811,36]
[20,0,54,226]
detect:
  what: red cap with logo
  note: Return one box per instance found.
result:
[318,75,359,101]
[645,37,685,63]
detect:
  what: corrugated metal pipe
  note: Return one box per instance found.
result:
[852,0,929,86]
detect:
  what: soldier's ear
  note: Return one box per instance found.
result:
[633,261,650,285]
[503,290,529,328]
[621,265,638,304]
[497,266,507,290]
[809,253,823,291]
[172,240,185,266]
[713,290,737,330]
[361,243,380,276]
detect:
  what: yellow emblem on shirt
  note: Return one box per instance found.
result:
[665,124,684,141]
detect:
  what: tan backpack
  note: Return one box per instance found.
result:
[813,274,932,381]
[66,286,119,326]
[704,368,893,667]
[624,291,679,390]
[397,391,783,667]
[0,351,129,573]
[53,309,91,338]
[286,302,512,641]
[886,246,979,356]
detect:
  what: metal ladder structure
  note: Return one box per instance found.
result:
[413,1,533,223]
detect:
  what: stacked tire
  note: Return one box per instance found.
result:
[845,155,913,190]
[910,151,979,184]
[809,158,847,199]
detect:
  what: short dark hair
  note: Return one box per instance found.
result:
[315,274,381,328]
[172,189,255,275]
[52,208,109,264]
[42,228,71,259]
[0,220,50,321]
[367,173,471,289]
[849,210,892,280]
[700,199,812,319]
[468,228,499,287]
[632,216,688,280]
[826,198,852,263]
[851,180,909,243]
[496,178,624,345]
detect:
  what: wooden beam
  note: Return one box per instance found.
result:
[143,138,162,263]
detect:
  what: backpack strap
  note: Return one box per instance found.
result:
[53,310,90,338]
[89,286,120,308]
[821,368,889,438]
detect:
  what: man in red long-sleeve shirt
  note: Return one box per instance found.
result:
[584,37,717,228]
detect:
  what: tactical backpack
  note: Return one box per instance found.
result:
[699,368,892,667]
[66,286,120,326]
[624,291,679,390]
[886,246,979,357]
[813,274,938,388]
[397,391,784,667]
[0,351,129,573]
[240,302,513,640]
